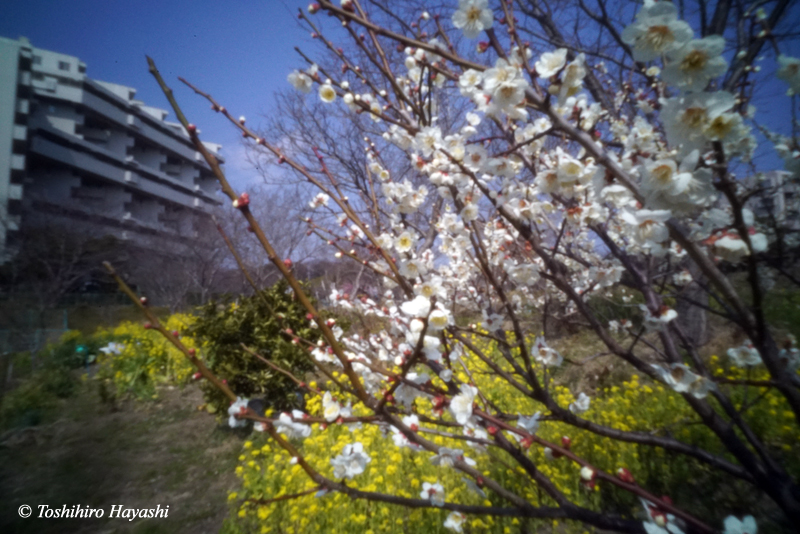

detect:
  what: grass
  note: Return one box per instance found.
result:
[0,380,243,534]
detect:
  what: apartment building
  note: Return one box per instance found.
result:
[0,36,223,263]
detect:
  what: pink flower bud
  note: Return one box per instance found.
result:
[308,3,320,14]
[232,192,250,209]
[186,124,197,134]
[617,467,635,484]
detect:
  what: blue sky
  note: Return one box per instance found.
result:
[2,1,796,186]
[1,0,312,187]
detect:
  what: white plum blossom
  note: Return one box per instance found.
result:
[776,56,800,95]
[451,0,493,39]
[651,363,714,398]
[420,481,446,506]
[450,384,478,424]
[569,392,591,415]
[513,412,541,442]
[395,231,417,253]
[621,1,693,62]
[330,442,372,479]
[99,342,125,355]
[287,64,317,93]
[535,48,568,78]
[662,36,727,92]
[641,304,678,332]
[276,410,312,439]
[401,295,432,317]
[459,69,483,96]
[391,415,424,450]
[318,83,336,103]
[415,126,443,157]
[482,310,504,330]
[621,209,672,254]
[227,397,249,428]
[661,91,737,150]
[727,342,762,367]
[323,391,342,422]
[444,511,467,532]
[532,336,563,367]
[557,53,587,103]
[723,515,757,534]
[430,447,476,468]
[428,307,453,330]
[713,233,745,260]
[308,192,330,209]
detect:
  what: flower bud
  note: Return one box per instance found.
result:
[188,348,196,356]
[232,192,250,209]
[192,372,202,380]
[616,467,635,484]
[186,124,197,134]
[580,466,595,481]
[308,2,320,14]
[140,296,148,305]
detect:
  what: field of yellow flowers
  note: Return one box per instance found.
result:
[65,316,800,534]
[219,332,800,534]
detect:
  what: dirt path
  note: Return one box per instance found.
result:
[0,383,242,533]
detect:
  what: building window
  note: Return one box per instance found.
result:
[33,55,42,65]
[58,61,70,71]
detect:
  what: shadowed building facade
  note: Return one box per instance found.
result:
[0,36,222,263]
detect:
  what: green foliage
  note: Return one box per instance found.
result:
[586,286,644,326]
[189,281,322,415]
[0,367,77,428]
[762,287,800,340]
[0,331,91,429]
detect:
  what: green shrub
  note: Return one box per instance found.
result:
[190,281,325,415]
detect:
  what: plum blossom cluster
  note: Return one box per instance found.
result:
[150,0,800,532]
